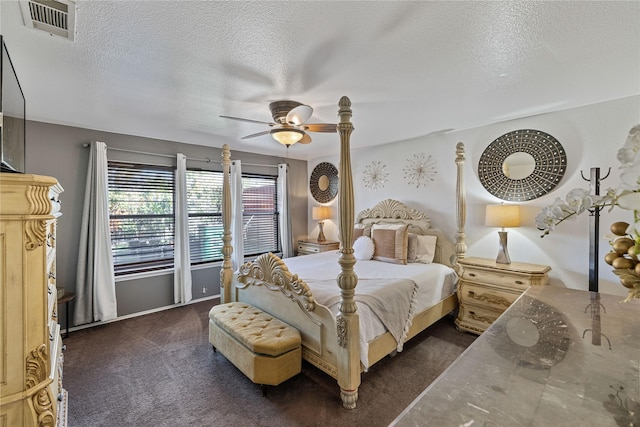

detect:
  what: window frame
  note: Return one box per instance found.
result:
[107,161,176,276]
[107,161,281,276]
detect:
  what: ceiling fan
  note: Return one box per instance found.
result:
[220,100,337,146]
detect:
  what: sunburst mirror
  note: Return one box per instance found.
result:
[310,162,338,203]
[478,129,567,201]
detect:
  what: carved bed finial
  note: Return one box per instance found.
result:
[336,95,361,410]
[220,144,233,303]
[454,142,467,270]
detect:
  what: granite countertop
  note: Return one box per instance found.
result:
[391,285,640,426]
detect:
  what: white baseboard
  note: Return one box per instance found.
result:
[67,294,220,334]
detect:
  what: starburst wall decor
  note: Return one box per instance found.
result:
[362,160,389,191]
[403,153,437,188]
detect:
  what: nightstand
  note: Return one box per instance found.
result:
[455,257,550,335]
[297,239,340,255]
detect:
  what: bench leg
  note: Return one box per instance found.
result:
[261,384,267,397]
[212,345,217,353]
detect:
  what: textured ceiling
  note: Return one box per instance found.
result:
[1,1,639,160]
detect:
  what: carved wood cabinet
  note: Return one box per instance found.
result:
[455,257,550,335]
[0,173,67,426]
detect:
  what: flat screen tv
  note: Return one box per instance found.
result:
[0,35,26,173]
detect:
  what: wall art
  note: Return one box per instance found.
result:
[403,153,437,188]
[478,129,567,201]
[362,160,388,191]
[310,162,339,203]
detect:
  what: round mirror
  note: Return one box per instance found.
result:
[310,162,338,203]
[318,175,330,192]
[502,152,535,180]
[479,129,567,201]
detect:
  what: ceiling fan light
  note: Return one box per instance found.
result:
[286,104,313,125]
[271,128,305,146]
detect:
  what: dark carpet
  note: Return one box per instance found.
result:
[63,299,476,427]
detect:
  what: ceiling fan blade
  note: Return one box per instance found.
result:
[286,104,313,125]
[298,133,312,144]
[241,130,271,139]
[304,123,337,133]
[220,115,275,126]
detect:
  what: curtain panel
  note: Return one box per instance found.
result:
[174,153,193,304]
[231,160,245,270]
[74,141,118,325]
[278,163,294,258]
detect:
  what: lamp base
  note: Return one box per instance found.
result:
[496,231,511,264]
[317,221,326,243]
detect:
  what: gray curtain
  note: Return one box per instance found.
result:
[174,153,192,303]
[231,160,245,270]
[277,163,294,258]
[74,141,117,325]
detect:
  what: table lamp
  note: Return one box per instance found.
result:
[312,206,332,243]
[485,203,520,264]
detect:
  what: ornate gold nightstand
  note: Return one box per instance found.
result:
[297,239,339,255]
[455,257,550,335]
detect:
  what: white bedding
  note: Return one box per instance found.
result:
[281,251,458,368]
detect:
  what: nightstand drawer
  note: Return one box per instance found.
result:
[458,281,519,312]
[462,268,531,292]
[456,304,502,335]
[297,240,339,256]
[298,242,319,253]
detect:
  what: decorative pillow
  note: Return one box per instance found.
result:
[407,234,438,264]
[353,236,375,260]
[353,223,371,239]
[407,233,418,261]
[371,223,409,264]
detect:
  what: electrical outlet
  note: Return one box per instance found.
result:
[202,287,207,294]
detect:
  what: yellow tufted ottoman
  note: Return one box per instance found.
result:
[209,302,301,390]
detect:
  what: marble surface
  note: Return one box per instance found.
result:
[391,286,640,426]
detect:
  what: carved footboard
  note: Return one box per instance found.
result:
[233,253,342,379]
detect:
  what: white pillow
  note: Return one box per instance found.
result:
[353,236,375,260]
[408,234,437,264]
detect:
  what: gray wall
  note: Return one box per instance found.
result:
[24,120,308,325]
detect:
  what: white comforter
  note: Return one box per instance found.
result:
[281,251,458,369]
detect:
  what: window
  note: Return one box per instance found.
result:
[108,162,175,275]
[185,170,223,264]
[107,161,281,276]
[185,170,280,264]
[241,174,280,257]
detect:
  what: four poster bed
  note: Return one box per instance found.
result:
[217,96,467,409]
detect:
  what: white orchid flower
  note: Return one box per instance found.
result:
[565,188,594,215]
[538,125,640,242]
[617,124,640,166]
[619,160,640,191]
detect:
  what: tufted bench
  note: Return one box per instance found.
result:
[208,302,301,390]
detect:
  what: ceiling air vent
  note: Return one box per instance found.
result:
[19,0,76,41]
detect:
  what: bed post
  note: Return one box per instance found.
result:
[335,96,360,410]
[454,142,467,273]
[220,144,233,303]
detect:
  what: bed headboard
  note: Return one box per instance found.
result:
[355,199,457,268]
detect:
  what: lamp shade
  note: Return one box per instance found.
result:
[312,206,332,221]
[485,204,521,228]
[271,128,304,146]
